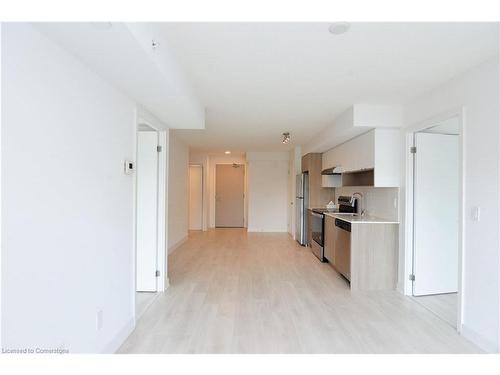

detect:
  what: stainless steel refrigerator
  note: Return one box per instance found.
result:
[295,173,309,246]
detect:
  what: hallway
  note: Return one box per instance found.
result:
[119,229,479,353]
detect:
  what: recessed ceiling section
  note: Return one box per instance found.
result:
[34,22,205,130]
[161,22,498,152]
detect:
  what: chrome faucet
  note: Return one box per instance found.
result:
[351,192,365,216]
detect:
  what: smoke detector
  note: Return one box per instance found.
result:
[328,22,351,35]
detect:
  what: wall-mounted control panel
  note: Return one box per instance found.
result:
[124,160,135,175]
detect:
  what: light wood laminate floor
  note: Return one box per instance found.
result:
[119,229,480,354]
[413,293,458,328]
[136,292,158,320]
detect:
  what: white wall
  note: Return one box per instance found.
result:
[402,56,500,352]
[288,146,302,239]
[188,165,203,230]
[1,23,136,353]
[168,133,189,252]
[247,152,289,232]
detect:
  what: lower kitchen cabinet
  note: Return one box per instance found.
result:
[324,215,335,262]
[307,209,313,247]
[324,216,398,291]
[350,223,398,291]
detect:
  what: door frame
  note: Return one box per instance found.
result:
[133,114,168,320]
[403,107,465,332]
[188,163,204,230]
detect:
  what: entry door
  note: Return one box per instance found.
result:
[189,165,203,230]
[215,164,245,227]
[413,132,459,296]
[136,131,158,292]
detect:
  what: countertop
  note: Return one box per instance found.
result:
[323,212,399,224]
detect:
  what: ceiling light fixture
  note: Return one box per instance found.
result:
[282,132,291,144]
[328,22,351,35]
[225,151,231,154]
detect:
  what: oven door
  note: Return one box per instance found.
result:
[311,212,324,247]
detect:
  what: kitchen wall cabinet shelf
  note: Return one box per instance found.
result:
[321,174,342,188]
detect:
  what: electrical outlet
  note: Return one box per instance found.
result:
[96,310,103,331]
[471,206,481,222]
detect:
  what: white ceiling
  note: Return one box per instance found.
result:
[161,22,498,152]
[34,23,205,130]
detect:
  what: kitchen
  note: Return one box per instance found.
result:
[296,114,401,291]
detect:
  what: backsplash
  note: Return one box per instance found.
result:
[333,187,399,221]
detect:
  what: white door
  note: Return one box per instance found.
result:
[189,165,203,230]
[413,132,459,296]
[136,131,158,292]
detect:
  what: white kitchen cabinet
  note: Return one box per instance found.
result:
[322,128,400,187]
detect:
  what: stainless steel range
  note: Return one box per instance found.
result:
[310,196,358,262]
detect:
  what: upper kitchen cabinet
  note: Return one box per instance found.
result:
[302,152,335,208]
[322,128,401,187]
[301,153,311,173]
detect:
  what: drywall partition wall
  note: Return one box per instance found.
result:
[402,56,500,352]
[189,152,247,229]
[1,23,136,353]
[188,165,203,230]
[288,146,302,239]
[288,149,294,236]
[247,152,290,232]
[167,133,189,253]
[302,104,403,155]
[168,133,189,251]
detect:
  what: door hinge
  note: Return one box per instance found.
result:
[155,270,161,277]
[409,274,415,281]
[410,146,417,154]
[157,145,162,152]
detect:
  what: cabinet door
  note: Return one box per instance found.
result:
[307,210,313,246]
[324,216,335,262]
[301,154,310,173]
[334,224,351,280]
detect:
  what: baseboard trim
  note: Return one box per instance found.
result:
[168,236,188,255]
[247,228,288,233]
[461,324,499,353]
[102,317,135,354]
[396,281,405,295]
